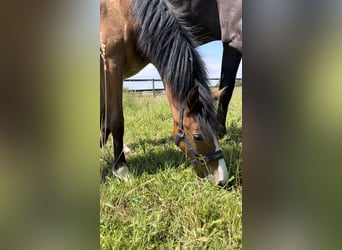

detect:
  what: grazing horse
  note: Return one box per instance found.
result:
[167,0,242,138]
[100,0,228,185]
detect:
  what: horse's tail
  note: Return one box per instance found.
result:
[131,0,210,104]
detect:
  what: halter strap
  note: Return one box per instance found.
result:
[174,103,224,165]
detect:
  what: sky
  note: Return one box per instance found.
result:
[126,41,242,80]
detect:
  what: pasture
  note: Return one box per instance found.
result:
[100,86,242,249]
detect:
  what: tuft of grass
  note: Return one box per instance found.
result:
[100,87,242,249]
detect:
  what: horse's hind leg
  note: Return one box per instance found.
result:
[217,44,241,138]
[105,58,129,180]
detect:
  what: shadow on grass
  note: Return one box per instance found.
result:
[127,147,186,176]
[100,136,188,182]
[128,136,174,150]
[101,122,242,188]
[123,135,188,176]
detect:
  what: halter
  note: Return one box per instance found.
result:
[174,102,224,165]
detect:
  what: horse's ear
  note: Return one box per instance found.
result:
[212,87,227,100]
[186,86,199,112]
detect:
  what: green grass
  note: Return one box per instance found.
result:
[100,87,242,249]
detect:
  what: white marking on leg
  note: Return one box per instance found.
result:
[123,144,131,153]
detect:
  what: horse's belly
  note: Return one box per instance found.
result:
[123,60,149,79]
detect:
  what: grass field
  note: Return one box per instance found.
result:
[100,87,242,249]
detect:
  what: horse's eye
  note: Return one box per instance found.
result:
[192,134,203,141]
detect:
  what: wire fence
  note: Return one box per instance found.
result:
[124,78,242,97]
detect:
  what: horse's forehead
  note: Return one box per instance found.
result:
[190,122,200,132]
[184,116,201,131]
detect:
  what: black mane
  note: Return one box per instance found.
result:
[132,0,218,136]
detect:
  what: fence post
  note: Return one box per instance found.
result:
[152,79,156,97]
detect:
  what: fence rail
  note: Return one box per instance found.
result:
[124,78,242,97]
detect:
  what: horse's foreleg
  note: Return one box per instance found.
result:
[217,43,241,138]
[106,58,129,180]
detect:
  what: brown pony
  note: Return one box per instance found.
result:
[100,0,228,185]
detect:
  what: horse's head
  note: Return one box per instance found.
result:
[169,86,229,185]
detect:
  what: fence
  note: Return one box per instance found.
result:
[124,78,242,97]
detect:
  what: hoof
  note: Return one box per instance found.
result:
[112,165,130,182]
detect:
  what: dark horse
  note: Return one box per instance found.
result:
[168,0,242,138]
[100,0,228,185]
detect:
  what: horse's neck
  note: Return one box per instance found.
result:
[164,83,181,125]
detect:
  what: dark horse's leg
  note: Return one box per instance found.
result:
[103,57,129,179]
[217,43,241,138]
